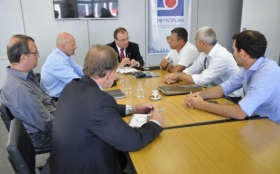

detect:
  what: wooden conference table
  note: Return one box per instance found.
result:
[128,119,280,174]
[108,69,234,128]
[108,69,280,174]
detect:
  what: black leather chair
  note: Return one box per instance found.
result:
[0,103,51,155]
[35,73,41,84]
[7,118,49,174]
[0,102,14,131]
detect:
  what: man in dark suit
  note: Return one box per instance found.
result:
[48,45,163,174]
[107,27,144,67]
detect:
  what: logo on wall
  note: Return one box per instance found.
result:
[157,0,184,16]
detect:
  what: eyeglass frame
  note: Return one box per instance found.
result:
[115,36,130,42]
[23,50,39,56]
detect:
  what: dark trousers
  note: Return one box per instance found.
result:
[29,131,51,149]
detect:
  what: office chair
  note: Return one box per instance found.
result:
[35,73,41,84]
[0,103,51,155]
[7,118,49,174]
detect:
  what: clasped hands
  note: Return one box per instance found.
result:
[164,72,179,84]
[119,57,138,67]
[184,92,204,109]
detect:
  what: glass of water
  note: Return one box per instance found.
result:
[144,61,150,72]
[118,67,125,83]
[136,81,144,98]
[124,78,132,94]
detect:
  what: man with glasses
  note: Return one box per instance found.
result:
[41,32,83,100]
[107,27,144,67]
[164,26,243,100]
[1,34,55,148]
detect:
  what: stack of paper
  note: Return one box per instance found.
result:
[128,114,148,128]
[117,67,138,74]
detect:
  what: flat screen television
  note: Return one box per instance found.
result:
[53,0,118,20]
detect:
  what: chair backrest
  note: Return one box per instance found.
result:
[7,118,36,174]
[0,103,14,131]
[35,73,41,84]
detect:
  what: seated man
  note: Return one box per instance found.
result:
[40,32,83,98]
[47,45,163,173]
[107,27,144,67]
[160,27,198,72]
[164,26,242,98]
[185,30,280,124]
[1,34,55,148]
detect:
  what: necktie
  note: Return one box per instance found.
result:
[204,57,208,69]
[120,48,125,61]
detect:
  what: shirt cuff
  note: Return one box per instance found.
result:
[149,120,161,126]
[136,61,140,67]
[190,74,200,85]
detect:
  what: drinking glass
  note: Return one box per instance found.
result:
[118,67,125,83]
[136,81,144,98]
[124,78,132,94]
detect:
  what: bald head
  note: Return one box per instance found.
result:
[56,32,77,56]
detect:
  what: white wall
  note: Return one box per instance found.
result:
[0,0,243,87]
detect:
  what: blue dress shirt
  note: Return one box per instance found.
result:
[221,57,280,124]
[41,48,84,97]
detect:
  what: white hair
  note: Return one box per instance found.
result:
[196,26,217,45]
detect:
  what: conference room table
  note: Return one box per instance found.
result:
[128,119,280,174]
[107,68,280,174]
[108,69,235,128]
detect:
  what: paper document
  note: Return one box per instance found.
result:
[117,67,138,74]
[128,114,148,128]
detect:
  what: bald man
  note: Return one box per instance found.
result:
[1,34,55,148]
[41,32,83,99]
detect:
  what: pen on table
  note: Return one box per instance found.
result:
[158,108,166,113]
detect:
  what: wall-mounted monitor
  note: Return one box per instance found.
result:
[53,0,118,20]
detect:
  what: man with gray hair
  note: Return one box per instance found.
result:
[164,26,242,99]
[47,45,163,173]
[41,32,83,99]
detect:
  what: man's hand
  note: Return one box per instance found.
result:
[147,107,164,126]
[184,92,204,109]
[164,72,179,84]
[130,59,138,67]
[132,103,154,114]
[160,57,170,69]
[119,57,131,67]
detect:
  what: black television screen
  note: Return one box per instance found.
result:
[53,0,118,20]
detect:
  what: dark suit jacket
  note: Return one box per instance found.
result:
[107,41,144,67]
[48,76,162,174]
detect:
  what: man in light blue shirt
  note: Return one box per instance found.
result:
[41,32,83,98]
[184,30,280,125]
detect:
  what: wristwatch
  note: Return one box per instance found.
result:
[128,105,133,115]
[177,72,183,77]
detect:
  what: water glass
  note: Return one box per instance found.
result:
[124,79,132,94]
[136,81,144,98]
[144,61,150,72]
[118,67,125,83]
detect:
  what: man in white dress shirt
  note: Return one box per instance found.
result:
[164,26,242,98]
[160,27,199,72]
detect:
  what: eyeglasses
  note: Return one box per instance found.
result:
[116,36,130,42]
[29,50,39,55]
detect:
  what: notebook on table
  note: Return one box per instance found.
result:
[105,89,125,99]
[157,85,204,96]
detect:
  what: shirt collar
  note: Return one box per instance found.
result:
[178,41,189,54]
[54,48,70,60]
[248,56,266,71]
[6,66,34,80]
[116,44,124,52]
[207,43,220,58]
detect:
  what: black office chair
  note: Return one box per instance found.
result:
[0,102,14,131]
[7,118,49,174]
[35,72,41,84]
[0,103,51,155]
